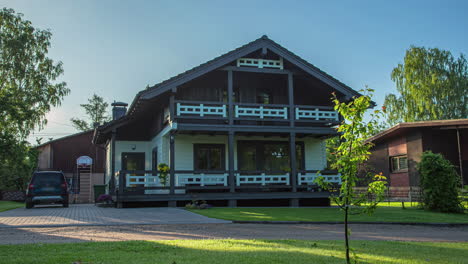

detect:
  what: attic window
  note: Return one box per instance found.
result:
[237,57,283,69]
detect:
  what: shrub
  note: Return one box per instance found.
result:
[417,151,463,213]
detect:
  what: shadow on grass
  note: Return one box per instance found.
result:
[0,239,466,264]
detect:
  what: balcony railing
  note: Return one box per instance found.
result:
[176,101,227,118]
[234,103,288,119]
[295,106,339,121]
[174,101,338,123]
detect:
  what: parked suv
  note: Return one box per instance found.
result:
[25,171,69,209]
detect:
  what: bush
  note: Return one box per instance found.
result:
[417,151,464,213]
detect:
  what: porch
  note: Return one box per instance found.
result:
[110,169,340,206]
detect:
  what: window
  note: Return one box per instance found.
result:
[238,141,304,172]
[390,155,408,172]
[194,144,225,171]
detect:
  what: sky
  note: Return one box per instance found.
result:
[1,0,468,144]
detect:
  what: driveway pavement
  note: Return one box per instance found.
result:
[0,204,230,227]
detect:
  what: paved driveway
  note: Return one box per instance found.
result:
[0,204,230,227]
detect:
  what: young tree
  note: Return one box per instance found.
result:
[317,88,387,264]
[0,8,68,189]
[71,94,110,131]
[384,46,468,126]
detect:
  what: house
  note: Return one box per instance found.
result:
[366,119,467,196]
[93,35,363,207]
[36,130,105,203]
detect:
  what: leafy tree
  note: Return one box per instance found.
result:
[0,8,69,139]
[384,46,468,126]
[0,8,68,190]
[0,136,38,190]
[417,151,464,213]
[317,88,387,264]
[70,94,110,131]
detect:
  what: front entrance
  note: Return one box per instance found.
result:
[122,152,145,186]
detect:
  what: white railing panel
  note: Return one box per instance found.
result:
[236,57,283,69]
[295,108,339,121]
[235,105,288,119]
[298,173,342,185]
[177,103,226,117]
[126,174,159,187]
[235,173,290,186]
[176,173,228,186]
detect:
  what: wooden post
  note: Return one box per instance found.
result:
[117,171,125,208]
[228,130,235,192]
[169,89,176,122]
[457,128,464,186]
[169,132,175,194]
[228,70,234,125]
[290,132,297,192]
[288,73,294,127]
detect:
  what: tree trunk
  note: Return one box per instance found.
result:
[344,204,350,264]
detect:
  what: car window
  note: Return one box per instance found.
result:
[32,173,64,186]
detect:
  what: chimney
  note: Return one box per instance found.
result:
[111,101,128,120]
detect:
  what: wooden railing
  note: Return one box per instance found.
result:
[176,172,228,186]
[235,173,290,186]
[113,170,341,195]
[297,171,341,185]
[236,57,284,69]
[295,105,339,121]
[174,101,338,123]
[234,103,289,120]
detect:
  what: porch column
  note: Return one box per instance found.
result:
[290,132,297,192]
[169,132,175,194]
[288,73,295,127]
[228,70,233,125]
[228,130,235,192]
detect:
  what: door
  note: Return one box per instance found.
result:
[122,152,145,187]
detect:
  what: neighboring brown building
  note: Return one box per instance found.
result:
[366,119,468,192]
[36,130,105,203]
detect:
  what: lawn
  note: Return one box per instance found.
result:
[0,201,23,212]
[188,207,468,223]
[0,240,466,264]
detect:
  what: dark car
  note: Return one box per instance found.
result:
[25,171,69,209]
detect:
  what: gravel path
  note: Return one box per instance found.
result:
[1,223,467,244]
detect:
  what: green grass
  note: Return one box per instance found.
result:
[0,240,466,264]
[188,207,468,223]
[0,201,23,212]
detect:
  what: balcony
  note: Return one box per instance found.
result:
[174,100,339,124]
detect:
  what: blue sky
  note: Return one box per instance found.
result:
[1,0,467,143]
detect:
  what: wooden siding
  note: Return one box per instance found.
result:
[37,131,105,173]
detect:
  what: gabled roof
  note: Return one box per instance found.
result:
[367,119,468,143]
[36,130,94,148]
[94,35,363,143]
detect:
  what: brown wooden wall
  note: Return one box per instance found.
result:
[38,131,105,173]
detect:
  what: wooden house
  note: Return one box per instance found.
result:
[93,35,363,207]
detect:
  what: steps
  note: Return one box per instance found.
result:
[72,173,94,204]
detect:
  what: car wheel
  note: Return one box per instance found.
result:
[63,202,69,208]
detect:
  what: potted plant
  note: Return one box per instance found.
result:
[96,194,113,207]
[157,163,170,186]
